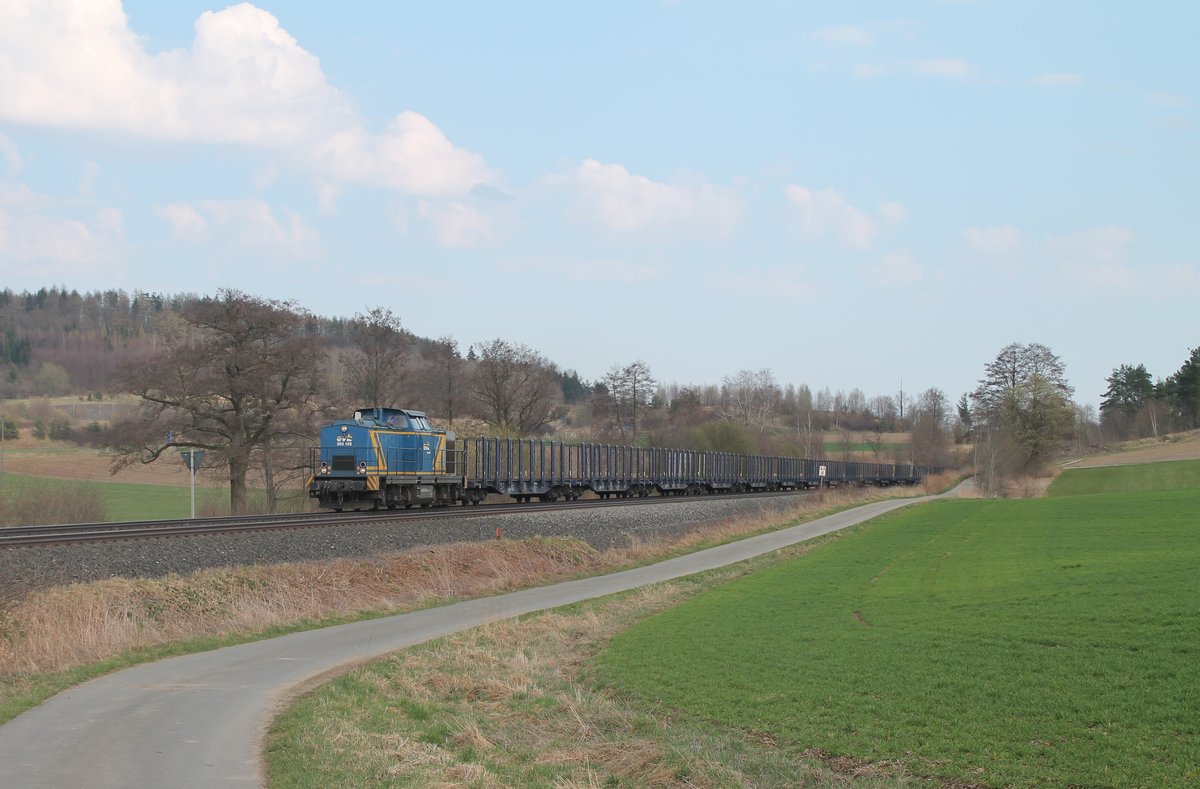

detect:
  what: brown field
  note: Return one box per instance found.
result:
[1062,430,1200,468]
[0,446,221,488]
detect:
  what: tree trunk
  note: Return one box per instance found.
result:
[263,438,276,514]
[229,454,249,515]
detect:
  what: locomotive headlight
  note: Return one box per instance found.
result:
[357,462,367,475]
[320,462,329,474]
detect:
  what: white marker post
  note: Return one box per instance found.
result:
[181,450,205,519]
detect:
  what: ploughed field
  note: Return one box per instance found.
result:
[592,461,1200,787]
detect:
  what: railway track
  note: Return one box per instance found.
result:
[0,489,814,549]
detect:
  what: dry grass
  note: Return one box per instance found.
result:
[1,485,934,786]
[0,476,107,526]
[0,485,927,680]
[270,577,867,787]
[0,538,606,676]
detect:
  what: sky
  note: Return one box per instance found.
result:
[1,1,1196,408]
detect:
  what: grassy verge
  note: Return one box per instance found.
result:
[0,484,935,729]
[0,472,308,523]
[593,490,1200,787]
[1048,457,1200,496]
[267,549,901,788]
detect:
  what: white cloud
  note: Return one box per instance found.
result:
[157,203,209,241]
[93,206,124,238]
[1046,225,1133,264]
[879,201,907,226]
[1032,72,1083,87]
[554,159,742,239]
[854,58,973,80]
[783,185,875,249]
[964,225,1023,256]
[317,182,341,216]
[157,198,319,257]
[0,209,119,267]
[0,182,48,209]
[0,132,21,177]
[865,252,923,287]
[912,58,971,79]
[1163,263,1199,286]
[812,25,873,47]
[0,1,492,197]
[1146,91,1194,109]
[1055,259,1197,298]
[964,222,1194,298]
[79,161,101,197]
[418,200,500,249]
[0,138,121,268]
[315,113,492,196]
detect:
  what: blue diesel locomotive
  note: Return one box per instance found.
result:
[308,407,464,510]
[309,406,938,511]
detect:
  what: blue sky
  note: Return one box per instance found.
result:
[1,1,1196,407]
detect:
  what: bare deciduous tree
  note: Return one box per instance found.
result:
[601,360,656,440]
[421,335,466,426]
[107,290,325,514]
[471,338,561,434]
[342,307,409,408]
[722,369,780,431]
[910,387,952,467]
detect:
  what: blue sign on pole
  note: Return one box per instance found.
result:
[181,450,205,473]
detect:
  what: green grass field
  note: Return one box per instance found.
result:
[0,473,307,523]
[594,468,1200,786]
[0,473,226,522]
[820,441,908,456]
[1048,458,1200,496]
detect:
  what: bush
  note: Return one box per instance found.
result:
[48,419,73,441]
[0,478,106,527]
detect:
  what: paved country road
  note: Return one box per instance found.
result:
[0,496,934,789]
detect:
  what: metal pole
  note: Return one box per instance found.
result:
[190,453,196,519]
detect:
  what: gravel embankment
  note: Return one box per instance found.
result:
[0,495,815,597]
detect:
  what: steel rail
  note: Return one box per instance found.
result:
[0,489,818,549]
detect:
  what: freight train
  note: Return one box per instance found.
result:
[307,406,938,512]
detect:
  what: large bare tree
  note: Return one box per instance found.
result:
[342,307,409,408]
[909,387,952,467]
[722,369,780,431]
[471,338,561,434]
[107,290,325,514]
[601,360,656,440]
[420,335,467,426]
